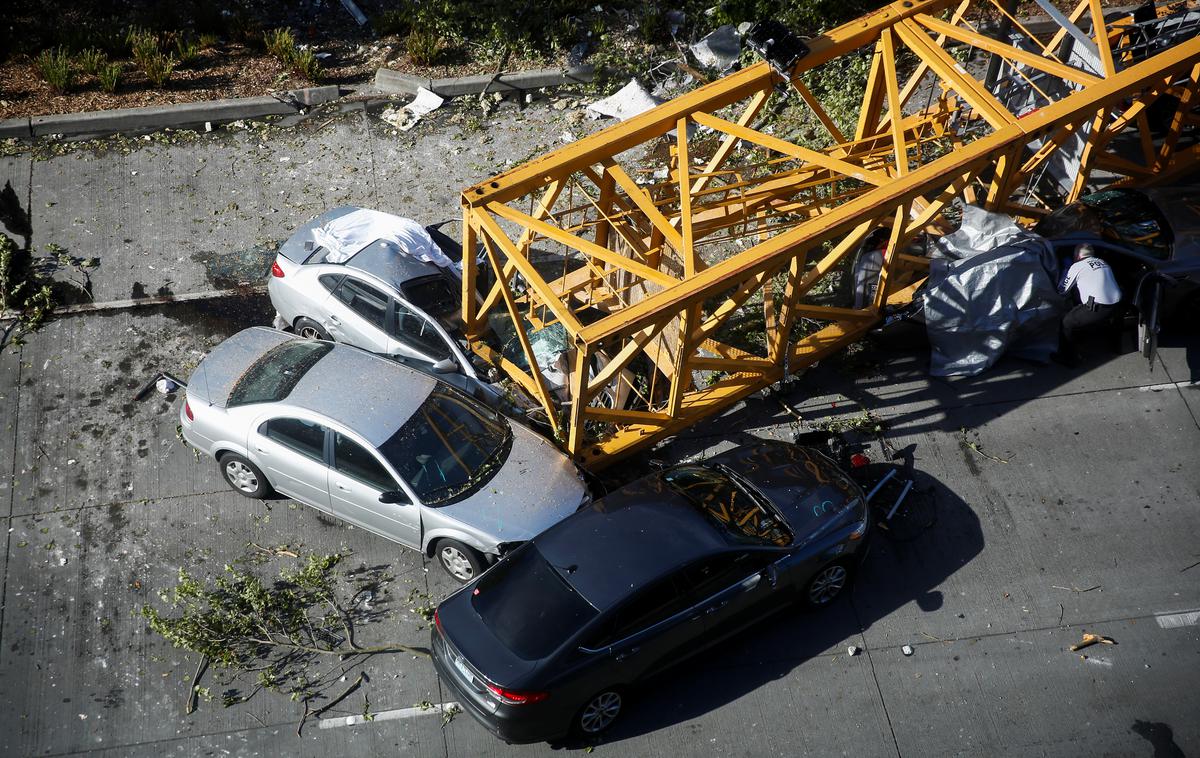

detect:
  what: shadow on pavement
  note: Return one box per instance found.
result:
[589,466,982,744]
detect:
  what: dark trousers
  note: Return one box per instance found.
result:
[1060,301,1118,355]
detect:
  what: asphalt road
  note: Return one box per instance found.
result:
[1,102,1197,758]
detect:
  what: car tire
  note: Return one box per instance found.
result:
[803,559,852,608]
[574,688,624,738]
[294,317,331,341]
[435,539,485,583]
[219,453,274,499]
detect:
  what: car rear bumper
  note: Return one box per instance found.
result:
[431,628,564,744]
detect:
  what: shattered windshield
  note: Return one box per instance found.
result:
[227,340,332,408]
[663,465,793,547]
[402,276,462,331]
[1035,189,1171,260]
[379,385,512,504]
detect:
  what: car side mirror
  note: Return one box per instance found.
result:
[378,490,409,504]
[431,357,457,374]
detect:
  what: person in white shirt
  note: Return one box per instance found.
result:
[1054,243,1122,366]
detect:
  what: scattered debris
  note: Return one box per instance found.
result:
[1069,632,1116,652]
[586,79,662,121]
[958,427,1010,464]
[339,0,369,26]
[690,25,742,72]
[847,645,861,656]
[901,645,914,656]
[1180,559,1200,573]
[380,87,444,131]
[1051,584,1101,593]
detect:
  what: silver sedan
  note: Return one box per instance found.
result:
[268,206,480,381]
[180,327,588,581]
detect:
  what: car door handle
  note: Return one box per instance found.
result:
[335,482,351,492]
[614,647,640,662]
[255,447,268,454]
[705,602,728,615]
[328,315,341,324]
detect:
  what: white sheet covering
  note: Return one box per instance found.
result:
[310,208,456,269]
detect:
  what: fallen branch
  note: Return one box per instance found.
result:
[185,655,210,715]
[1069,632,1115,652]
[1051,584,1101,593]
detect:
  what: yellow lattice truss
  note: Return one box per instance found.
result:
[459,0,1200,467]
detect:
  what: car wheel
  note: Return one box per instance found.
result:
[219,453,274,499]
[294,317,331,341]
[435,539,485,583]
[804,560,851,607]
[575,689,623,737]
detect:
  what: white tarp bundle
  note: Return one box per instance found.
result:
[310,208,457,269]
[924,205,1063,376]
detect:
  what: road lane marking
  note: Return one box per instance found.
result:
[1155,610,1200,629]
[318,702,461,729]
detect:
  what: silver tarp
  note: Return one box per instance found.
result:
[924,206,1063,376]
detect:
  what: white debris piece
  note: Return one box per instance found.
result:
[381,87,445,132]
[690,24,742,72]
[586,79,662,121]
[902,645,914,656]
[847,645,861,656]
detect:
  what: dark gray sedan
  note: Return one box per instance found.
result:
[432,440,871,743]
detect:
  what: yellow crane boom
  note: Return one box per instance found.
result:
[459,0,1200,467]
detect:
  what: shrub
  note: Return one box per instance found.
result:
[77,47,109,76]
[174,34,201,67]
[197,33,220,50]
[34,47,73,93]
[263,27,297,63]
[141,51,177,87]
[406,28,442,66]
[291,48,322,82]
[127,26,160,67]
[98,62,122,93]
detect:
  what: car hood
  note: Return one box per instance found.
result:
[434,424,586,543]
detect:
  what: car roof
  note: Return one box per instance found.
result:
[286,340,436,446]
[343,239,441,292]
[191,327,437,444]
[533,476,731,612]
[278,206,443,288]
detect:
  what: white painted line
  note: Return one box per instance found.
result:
[1155,610,1200,629]
[318,702,461,729]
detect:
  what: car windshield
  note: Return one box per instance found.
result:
[1035,189,1171,260]
[378,385,512,504]
[227,340,332,408]
[471,544,598,661]
[662,465,793,547]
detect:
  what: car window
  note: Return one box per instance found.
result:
[332,277,389,329]
[663,465,793,547]
[472,544,598,661]
[318,274,344,294]
[228,341,333,408]
[260,417,326,462]
[390,303,451,360]
[401,276,462,330]
[378,386,512,504]
[608,576,692,642]
[683,551,777,600]
[332,432,396,491]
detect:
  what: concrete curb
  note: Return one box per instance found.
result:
[374,65,595,98]
[1,85,342,141]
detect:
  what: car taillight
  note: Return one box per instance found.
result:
[848,519,867,541]
[271,260,285,278]
[184,400,194,421]
[433,608,443,635]
[484,682,548,705]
